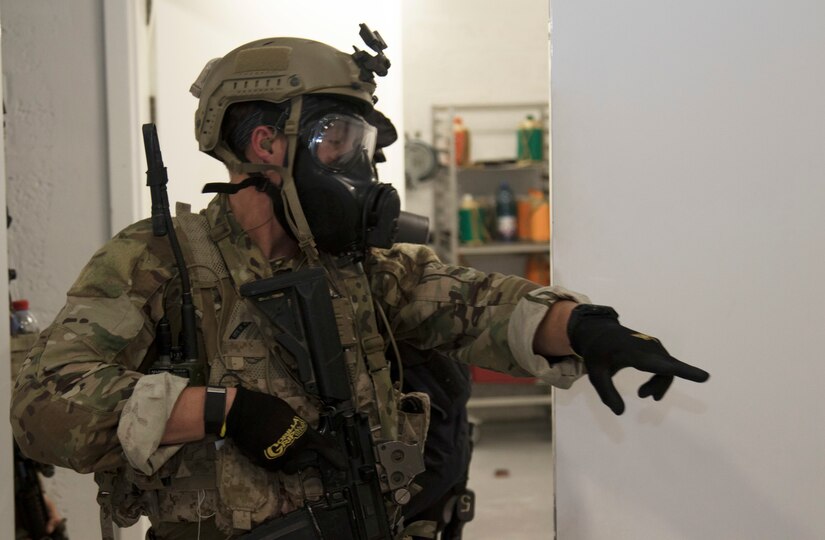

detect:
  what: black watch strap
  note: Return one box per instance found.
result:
[204,386,227,436]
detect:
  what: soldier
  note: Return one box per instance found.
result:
[11,28,709,540]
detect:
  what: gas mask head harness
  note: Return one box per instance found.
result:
[193,25,427,262]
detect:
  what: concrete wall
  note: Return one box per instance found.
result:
[2,0,109,320]
[552,0,825,538]
[1,1,109,538]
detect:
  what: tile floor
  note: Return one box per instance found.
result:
[461,418,555,539]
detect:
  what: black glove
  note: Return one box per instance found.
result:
[224,387,346,471]
[568,304,710,415]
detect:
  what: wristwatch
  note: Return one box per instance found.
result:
[204,386,227,436]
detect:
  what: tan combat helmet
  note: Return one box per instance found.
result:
[191,25,389,173]
[190,25,390,263]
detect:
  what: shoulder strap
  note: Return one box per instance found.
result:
[134,202,229,376]
[174,203,233,377]
[326,259,398,440]
[174,202,230,284]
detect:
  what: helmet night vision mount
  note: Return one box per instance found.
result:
[352,23,390,83]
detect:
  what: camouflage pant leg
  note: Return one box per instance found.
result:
[147,518,229,540]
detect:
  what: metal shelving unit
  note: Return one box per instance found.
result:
[431,103,553,418]
[431,103,550,268]
[459,241,549,257]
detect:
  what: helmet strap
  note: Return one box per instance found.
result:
[277,96,321,265]
[215,96,321,265]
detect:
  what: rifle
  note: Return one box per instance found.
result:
[14,442,68,540]
[239,267,424,539]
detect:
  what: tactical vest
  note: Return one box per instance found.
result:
[97,204,431,539]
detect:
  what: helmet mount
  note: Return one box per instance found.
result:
[351,23,391,84]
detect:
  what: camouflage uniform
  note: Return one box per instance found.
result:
[11,194,587,537]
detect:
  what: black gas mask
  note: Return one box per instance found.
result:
[283,111,402,254]
[204,102,428,257]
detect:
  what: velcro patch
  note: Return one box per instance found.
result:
[235,46,290,72]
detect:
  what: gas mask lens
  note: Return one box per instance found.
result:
[308,114,377,172]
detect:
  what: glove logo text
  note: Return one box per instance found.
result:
[265,416,308,460]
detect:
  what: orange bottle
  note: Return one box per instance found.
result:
[517,196,532,240]
[525,255,550,285]
[528,189,550,243]
[453,116,469,166]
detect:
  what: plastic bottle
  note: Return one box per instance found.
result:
[495,182,518,241]
[12,299,40,335]
[452,116,470,166]
[10,309,20,336]
[458,194,482,244]
[528,188,551,243]
[525,255,550,285]
[517,115,543,162]
[516,196,532,240]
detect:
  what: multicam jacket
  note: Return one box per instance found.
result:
[11,194,587,535]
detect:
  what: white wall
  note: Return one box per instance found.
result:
[1,1,109,539]
[1,0,110,321]
[552,1,825,538]
[401,0,551,218]
[105,0,150,235]
[401,0,550,146]
[150,0,404,215]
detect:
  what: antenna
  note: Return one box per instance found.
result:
[142,124,202,379]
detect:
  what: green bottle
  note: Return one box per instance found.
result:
[517,115,543,162]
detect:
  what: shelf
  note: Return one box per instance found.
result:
[431,103,550,269]
[457,241,549,256]
[432,103,554,420]
[457,161,545,173]
[433,102,549,112]
[467,394,553,409]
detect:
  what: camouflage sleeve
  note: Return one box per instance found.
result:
[367,244,589,387]
[11,219,176,472]
[117,372,187,476]
[507,286,590,388]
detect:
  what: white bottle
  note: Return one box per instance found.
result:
[495,182,517,241]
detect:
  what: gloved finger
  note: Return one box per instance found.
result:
[638,374,673,401]
[625,352,710,383]
[588,371,625,415]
